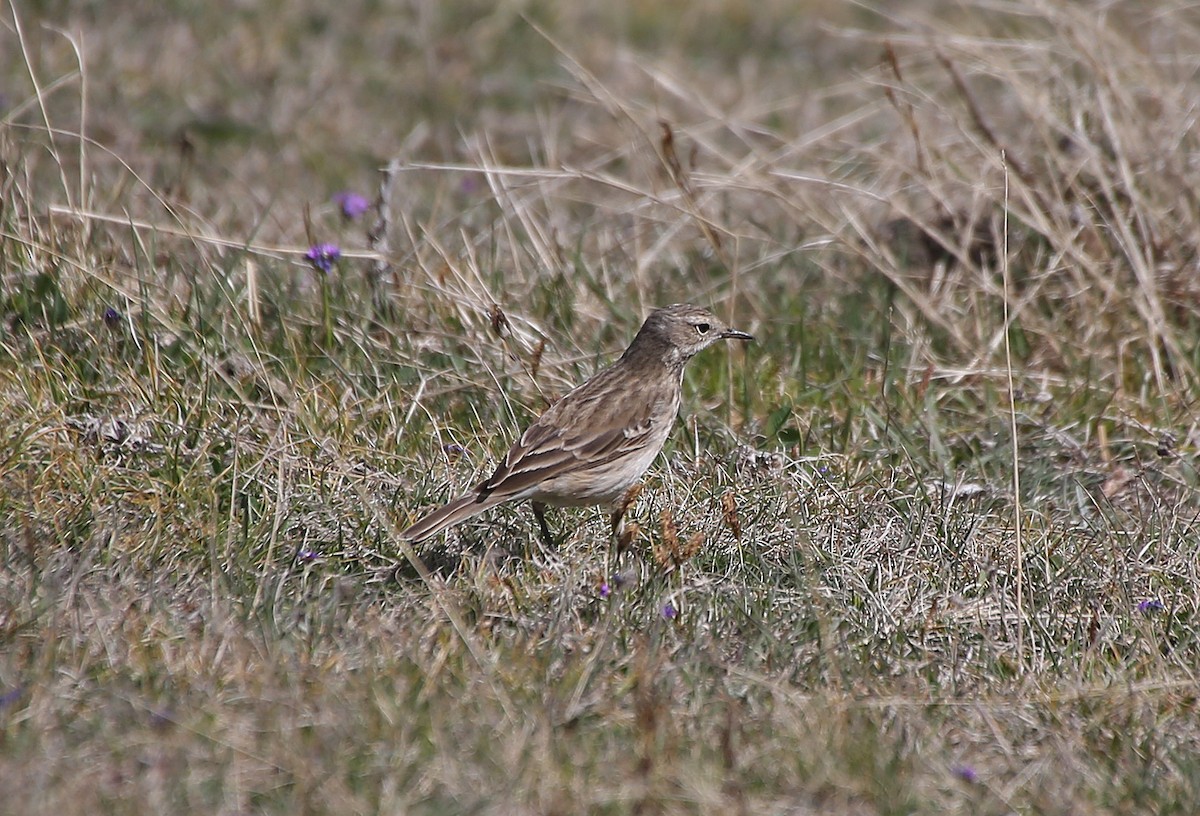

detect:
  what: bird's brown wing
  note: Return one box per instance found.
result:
[477,394,662,500]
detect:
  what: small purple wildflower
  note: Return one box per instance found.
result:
[661,602,677,620]
[305,243,341,274]
[1137,599,1164,614]
[103,307,121,328]
[599,582,611,599]
[952,764,978,784]
[333,190,370,220]
[442,443,466,456]
[0,687,23,709]
[297,546,320,562]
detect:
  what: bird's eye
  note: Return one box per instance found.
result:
[696,323,711,334]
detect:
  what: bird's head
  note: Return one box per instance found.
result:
[627,303,754,366]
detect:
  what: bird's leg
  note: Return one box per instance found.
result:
[610,507,624,547]
[531,501,557,549]
[611,502,642,561]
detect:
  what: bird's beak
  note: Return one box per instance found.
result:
[721,328,754,342]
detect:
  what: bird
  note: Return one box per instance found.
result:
[400,303,753,547]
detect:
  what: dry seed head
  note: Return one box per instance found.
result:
[489,303,510,337]
[654,510,703,569]
[619,483,645,517]
[617,521,641,556]
[654,509,680,570]
[720,491,741,540]
[529,337,546,380]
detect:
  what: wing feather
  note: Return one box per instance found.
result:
[478,374,669,499]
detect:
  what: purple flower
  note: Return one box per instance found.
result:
[103,307,121,328]
[305,243,341,274]
[661,603,677,620]
[951,764,978,783]
[599,582,611,599]
[333,191,370,220]
[442,443,466,455]
[1137,599,1164,614]
[297,546,320,562]
[0,687,23,709]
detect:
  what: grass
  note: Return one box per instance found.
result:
[3,0,1200,813]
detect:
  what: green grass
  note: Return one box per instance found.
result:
[3,0,1200,813]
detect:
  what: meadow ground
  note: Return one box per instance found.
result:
[2,1,1200,813]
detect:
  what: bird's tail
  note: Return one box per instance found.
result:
[400,491,497,542]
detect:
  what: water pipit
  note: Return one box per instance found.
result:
[400,303,753,547]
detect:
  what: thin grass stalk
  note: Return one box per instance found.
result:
[1001,152,1024,673]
